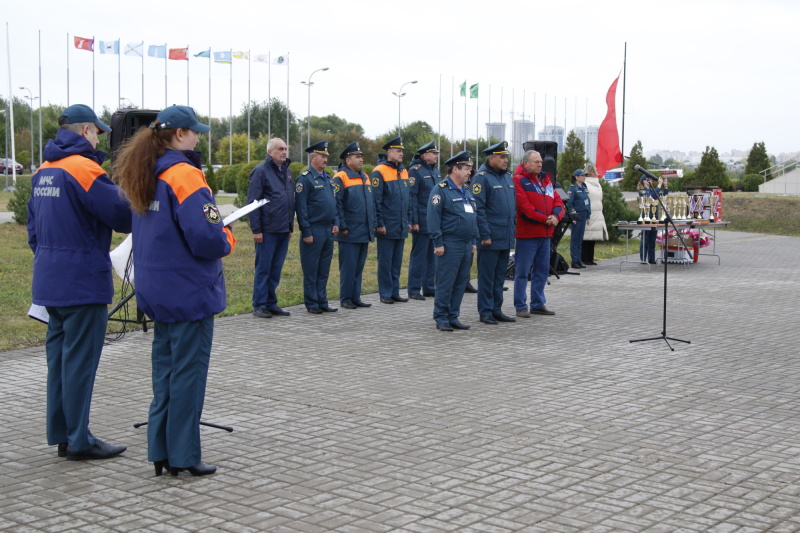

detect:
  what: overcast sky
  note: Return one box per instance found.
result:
[3,0,799,157]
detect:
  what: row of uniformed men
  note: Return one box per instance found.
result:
[268,135,560,331]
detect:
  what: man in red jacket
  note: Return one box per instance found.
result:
[513,150,564,317]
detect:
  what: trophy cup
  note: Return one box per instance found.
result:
[651,196,661,223]
[659,193,667,222]
[682,195,690,220]
[693,194,705,219]
[708,195,718,222]
[640,194,649,223]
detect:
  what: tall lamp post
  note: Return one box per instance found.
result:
[300,67,329,165]
[20,87,38,171]
[0,106,7,189]
[392,80,417,136]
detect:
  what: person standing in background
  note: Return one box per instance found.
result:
[581,162,608,265]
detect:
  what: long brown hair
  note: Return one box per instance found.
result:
[112,126,176,214]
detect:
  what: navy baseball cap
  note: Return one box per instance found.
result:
[153,105,210,133]
[573,169,586,177]
[60,104,111,134]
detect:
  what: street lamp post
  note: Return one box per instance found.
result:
[392,80,418,137]
[20,87,38,171]
[300,67,329,166]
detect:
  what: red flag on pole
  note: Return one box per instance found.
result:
[595,74,623,178]
[73,36,94,51]
[169,47,189,61]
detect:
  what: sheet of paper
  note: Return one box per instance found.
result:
[28,304,49,324]
[223,199,268,226]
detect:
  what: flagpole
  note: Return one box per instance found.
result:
[286,53,290,147]
[207,47,211,166]
[229,49,233,166]
[164,43,167,108]
[437,73,441,162]
[117,37,121,108]
[140,41,144,108]
[267,52,271,139]
[186,45,190,107]
[499,87,503,142]
[533,93,536,141]
[247,50,251,163]
[38,30,43,166]
[450,77,454,158]
[511,89,514,158]
[66,34,69,106]
[7,23,17,186]
[621,41,627,157]
[462,80,466,150]
[488,84,491,124]
[92,35,95,109]
[475,86,479,159]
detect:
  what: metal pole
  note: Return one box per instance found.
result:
[392,80,417,139]
[38,30,43,166]
[20,87,35,171]
[301,67,329,166]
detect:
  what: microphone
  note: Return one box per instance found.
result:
[634,164,661,182]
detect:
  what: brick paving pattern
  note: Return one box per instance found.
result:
[1,229,798,532]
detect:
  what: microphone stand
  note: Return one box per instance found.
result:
[629,169,691,351]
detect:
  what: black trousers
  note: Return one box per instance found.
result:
[581,240,596,262]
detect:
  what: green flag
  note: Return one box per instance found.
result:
[459,81,466,97]
[470,83,479,98]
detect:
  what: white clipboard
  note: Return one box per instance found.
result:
[223,199,268,226]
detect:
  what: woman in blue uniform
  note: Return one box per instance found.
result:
[113,106,236,477]
[566,169,591,269]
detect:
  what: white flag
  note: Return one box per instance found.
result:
[254,54,269,64]
[272,55,288,66]
[124,42,143,57]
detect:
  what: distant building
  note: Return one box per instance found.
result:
[486,123,506,144]
[512,120,535,160]
[539,125,565,153]
[574,126,599,163]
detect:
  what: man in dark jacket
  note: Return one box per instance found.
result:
[371,137,411,304]
[247,138,294,318]
[407,140,441,300]
[471,141,517,325]
[27,104,132,460]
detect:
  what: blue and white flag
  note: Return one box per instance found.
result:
[124,42,143,57]
[99,40,120,55]
[148,44,167,58]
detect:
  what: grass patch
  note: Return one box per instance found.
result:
[2,192,797,351]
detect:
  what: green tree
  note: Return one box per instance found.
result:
[600,180,639,241]
[690,146,730,190]
[557,130,587,189]
[7,177,31,224]
[742,173,762,192]
[648,154,663,166]
[622,140,646,190]
[215,133,255,166]
[745,141,771,181]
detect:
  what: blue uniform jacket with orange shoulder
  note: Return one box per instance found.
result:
[407,156,441,233]
[132,149,236,323]
[332,166,376,243]
[27,129,132,307]
[370,160,411,239]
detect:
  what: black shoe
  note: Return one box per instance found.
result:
[408,294,426,301]
[531,306,555,316]
[66,439,127,461]
[450,320,471,330]
[480,316,498,325]
[341,301,357,309]
[465,283,478,293]
[648,260,658,265]
[391,296,409,302]
[493,313,517,323]
[585,261,598,266]
[267,307,291,316]
[571,262,585,269]
[252,307,272,318]
[171,462,216,477]
[423,292,435,297]
[436,323,454,332]
[355,301,372,308]
[503,286,509,291]
[307,307,323,314]
[380,297,395,304]
[154,459,170,477]
[57,443,67,457]
[319,305,338,312]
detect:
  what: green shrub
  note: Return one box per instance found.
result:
[215,166,235,193]
[7,178,32,225]
[601,180,638,241]
[742,173,762,192]
[289,161,306,180]
[362,163,375,176]
[205,165,219,195]
[235,161,260,208]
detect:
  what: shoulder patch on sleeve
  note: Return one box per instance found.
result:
[408,176,416,186]
[371,176,380,188]
[333,182,341,194]
[203,203,222,224]
[431,194,441,205]
[296,182,304,193]
[472,183,482,195]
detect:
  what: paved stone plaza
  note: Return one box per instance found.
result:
[2,230,799,532]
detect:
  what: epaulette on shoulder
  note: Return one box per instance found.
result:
[301,170,310,176]
[478,170,487,175]
[412,164,421,170]
[438,181,447,188]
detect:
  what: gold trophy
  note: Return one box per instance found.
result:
[637,194,645,224]
[681,195,689,220]
[651,196,661,223]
